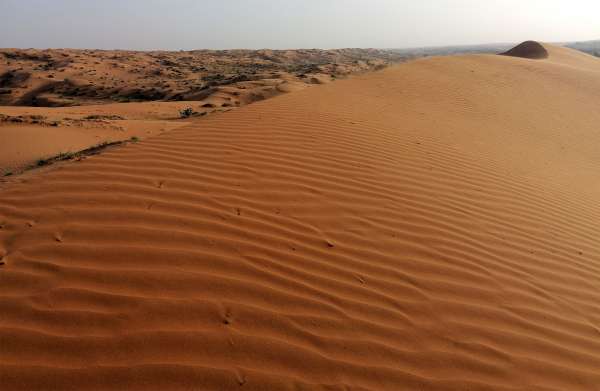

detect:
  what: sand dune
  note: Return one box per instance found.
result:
[0,48,399,108]
[0,102,202,173]
[1,42,600,390]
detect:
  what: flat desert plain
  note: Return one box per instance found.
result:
[1,42,600,390]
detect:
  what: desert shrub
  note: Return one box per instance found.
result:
[180,107,194,118]
[84,114,124,120]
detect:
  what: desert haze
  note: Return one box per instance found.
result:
[1,40,600,390]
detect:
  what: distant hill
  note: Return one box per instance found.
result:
[565,40,600,57]
[390,43,514,58]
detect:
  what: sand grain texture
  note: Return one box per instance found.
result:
[1,43,600,390]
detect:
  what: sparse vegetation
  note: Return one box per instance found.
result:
[0,114,55,125]
[130,136,139,142]
[36,151,74,167]
[36,158,50,167]
[83,114,125,120]
[57,151,75,160]
[0,48,406,108]
[179,107,194,118]
[92,140,117,149]
[32,140,123,171]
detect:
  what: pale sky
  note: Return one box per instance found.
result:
[1,0,599,50]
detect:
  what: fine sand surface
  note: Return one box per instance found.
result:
[1,43,600,390]
[0,102,204,172]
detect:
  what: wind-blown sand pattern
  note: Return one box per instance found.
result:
[1,43,600,390]
[0,102,202,172]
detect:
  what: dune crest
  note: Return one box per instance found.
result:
[500,40,549,59]
[1,44,600,390]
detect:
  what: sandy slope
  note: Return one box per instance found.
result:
[1,43,600,390]
[0,102,206,173]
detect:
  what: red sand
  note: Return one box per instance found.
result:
[0,102,200,172]
[1,43,600,390]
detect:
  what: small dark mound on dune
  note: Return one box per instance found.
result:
[500,41,549,60]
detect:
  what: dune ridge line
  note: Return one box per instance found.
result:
[1,42,600,390]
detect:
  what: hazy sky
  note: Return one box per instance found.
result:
[1,0,599,50]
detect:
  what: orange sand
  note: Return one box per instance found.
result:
[1,43,600,390]
[0,102,204,172]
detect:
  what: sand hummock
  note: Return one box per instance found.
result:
[1,42,600,390]
[500,40,549,59]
